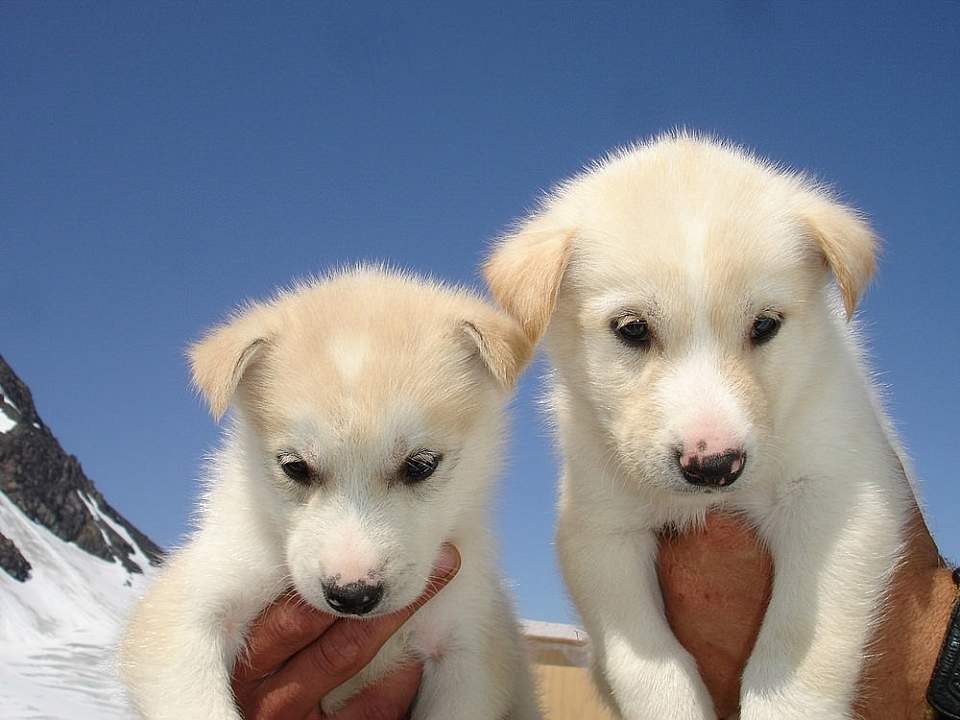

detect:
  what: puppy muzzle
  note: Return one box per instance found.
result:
[321,580,385,616]
[676,448,746,488]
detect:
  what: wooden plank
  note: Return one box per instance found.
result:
[532,664,615,720]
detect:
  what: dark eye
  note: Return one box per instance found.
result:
[750,315,782,345]
[278,456,311,484]
[402,450,442,484]
[612,316,651,348]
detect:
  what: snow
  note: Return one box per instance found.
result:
[1,383,21,433]
[0,636,139,720]
[0,491,154,718]
[0,412,15,433]
[1,384,20,412]
[76,492,154,573]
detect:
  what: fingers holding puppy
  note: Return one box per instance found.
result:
[232,544,461,720]
[323,662,423,720]
[233,594,339,685]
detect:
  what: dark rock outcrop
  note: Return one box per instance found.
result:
[0,354,162,581]
[0,529,31,581]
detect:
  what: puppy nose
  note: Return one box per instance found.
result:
[322,581,384,616]
[677,448,746,488]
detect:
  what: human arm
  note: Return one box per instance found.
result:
[657,510,954,719]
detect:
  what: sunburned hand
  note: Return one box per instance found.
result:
[657,509,954,719]
[232,544,461,720]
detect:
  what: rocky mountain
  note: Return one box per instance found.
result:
[0,353,163,719]
[0,355,162,579]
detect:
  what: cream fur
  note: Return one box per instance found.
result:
[119,267,541,720]
[485,134,913,719]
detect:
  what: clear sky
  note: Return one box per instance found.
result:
[2,2,958,625]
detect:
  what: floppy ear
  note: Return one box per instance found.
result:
[483,219,574,344]
[188,303,276,420]
[460,310,533,390]
[797,192,878,319]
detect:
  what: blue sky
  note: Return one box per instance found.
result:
[2,2,958,624]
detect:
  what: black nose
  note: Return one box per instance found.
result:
[322,581,384,616]
[678,449,746,488]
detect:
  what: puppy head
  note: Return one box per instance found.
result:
[190,268,531,616]
[486,134,877,498]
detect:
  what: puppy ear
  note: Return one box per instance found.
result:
[188,304,276,420]
[797,192,878,319]
[460,311,533,389]
[483,219,574,344]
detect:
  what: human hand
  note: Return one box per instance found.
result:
[657,509,953,719]
[232,544,461,719]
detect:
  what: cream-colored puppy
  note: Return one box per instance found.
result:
[485,134,913,719]
[120,268,542,720]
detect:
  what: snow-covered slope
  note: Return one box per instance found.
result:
[0,492,155,718]
[0,355,162,719]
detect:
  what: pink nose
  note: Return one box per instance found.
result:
[676,444,746,488]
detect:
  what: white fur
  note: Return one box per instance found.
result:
[329,333,369,383]
[119,268,541,720]
[485,134,913,719]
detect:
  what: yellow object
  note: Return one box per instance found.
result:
[523,621,614,720]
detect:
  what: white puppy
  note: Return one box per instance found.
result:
[120,268,542,720]
[484,134,914,719]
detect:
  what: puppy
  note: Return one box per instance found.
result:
[485,134,914,719]
[120,268,542,720]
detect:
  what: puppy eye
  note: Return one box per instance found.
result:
[750,314,782,345]
[402,450,442,484]
[278,455,312,484]
[612,315,651,348]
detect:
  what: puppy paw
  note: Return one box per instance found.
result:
[739,694,849,720]
[612,669,714,720]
